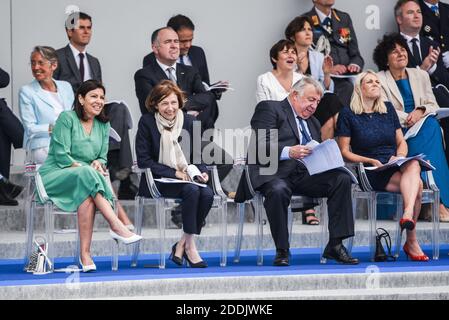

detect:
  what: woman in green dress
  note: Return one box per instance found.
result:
[38,80,142,272]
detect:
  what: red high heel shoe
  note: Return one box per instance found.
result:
[403,244,429,261]
[399,218,415,231]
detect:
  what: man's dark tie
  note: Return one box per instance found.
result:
[411,38,422,66]
[79,53,85,81]
[297,116,312,144]
[322,17,332,34]
[431,5,439,17]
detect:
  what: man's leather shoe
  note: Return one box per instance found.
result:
[273,249,290,266]
[0,179,23,199]
[323,243,359,265]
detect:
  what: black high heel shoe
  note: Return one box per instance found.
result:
[183,250,208,268]
[399,218,415,232]
[169,242,184,266]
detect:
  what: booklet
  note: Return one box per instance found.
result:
[298,139,358,183]
[154,164,208,188]
[364,153,435,172]
[404,109,449,140]
[202,81,235,92]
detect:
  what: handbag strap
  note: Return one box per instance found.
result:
[376,228,396,261]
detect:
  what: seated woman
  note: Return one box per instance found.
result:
[38,80,142,272]
[255,39,320,225]
[373,33,449,222]
[19,46,133,228]
[337,70,428,261]
[136,80,214,268]
[285,15,344,140]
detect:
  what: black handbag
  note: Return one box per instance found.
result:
[374,228,396,262]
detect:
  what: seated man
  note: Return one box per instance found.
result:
[0,67,24,205]
[135,27,219,131]
[54,11,136,199]
[236,76,358,266]
[302,0,364,106]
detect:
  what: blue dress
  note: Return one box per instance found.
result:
[336,103,402,191]
[396,79,449,207]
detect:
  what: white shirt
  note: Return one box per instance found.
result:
[69,43,92,81]
[423,1,439,10]
[256,71,303,104]
[156,59,177,81]
[401,32,437,75]
[315,7,332,23]
[45,91,65,119]
[178,54,192,66]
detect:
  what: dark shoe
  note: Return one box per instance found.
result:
[0,184,18,206]
[399,218,415,232]
[0,179,23,199]
[183,251,208,268]
[323,243,359,265]
[169,242,184,266]
[273,249,290,266]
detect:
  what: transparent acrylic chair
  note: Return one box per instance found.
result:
[353,162,440,261]
[233,164,328,266]
[130,164,227,269]
[23,130,122,272]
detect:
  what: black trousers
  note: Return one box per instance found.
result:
[0,99,24,178]
[139,178,214,235]
[333,78,354,107]
[185,93,219,131]
[258,168,354,250]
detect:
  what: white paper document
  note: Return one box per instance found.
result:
[404,109,449,140]
[364,153,435,172]
[155,164,208,187]
[298,139,357,183]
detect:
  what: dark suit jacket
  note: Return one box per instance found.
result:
[235,98,321,202]
[419,0,449,53]
[404,34,449,88]
[0,67,10,89]
[303,7,364,69]
[54,44,102,93]
[135,112,206,195]
[143,45,210,85]
[134,56,212,114]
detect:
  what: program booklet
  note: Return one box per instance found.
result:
[364,153,435,172]
[155,164,208,187]
[404,109,449,140]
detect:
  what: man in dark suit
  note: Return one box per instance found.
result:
[396,0,449,90]
[302,0,364,106]
[53,11,136,200]
[0,67,24,206]
[135,27,219,130]
[419,0,449,70]
[143,15,211,86]
[236,77,357,266]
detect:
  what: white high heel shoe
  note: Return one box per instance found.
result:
[109,230,142,245]
[125,224,135,231]
[79,258,97,272]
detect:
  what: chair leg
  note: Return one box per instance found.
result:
[346,194,358,254]
[111,199,119,271]
[368,192,377,261]
[233,202,245,263]
[156,198,166,269]
[254,194,264,266]
[393,196,403,258]
[131,196,144,267]
[23,197,35,270]
[219,199,227,267]
[44,201,54,272]
[432,190,440,260]
[288,206,293,245]
[319,199,328,264]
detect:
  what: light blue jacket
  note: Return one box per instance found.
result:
[19,79,74,150]
[308,49,335,93]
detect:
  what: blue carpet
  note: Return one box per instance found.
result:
[1,245,449,287]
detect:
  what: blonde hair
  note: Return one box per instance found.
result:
[350,70,387,115]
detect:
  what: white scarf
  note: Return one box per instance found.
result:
[155,110,188,172]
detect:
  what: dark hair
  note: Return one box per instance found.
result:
[373,33,408,71]
[151,27,175,45]
[269,39,296,69]
[284,15,313,41]
[74,80,108,123]
[167,14,195,32]
[145,80,185,113]
[394,0,419,17]
[65,11,92,30]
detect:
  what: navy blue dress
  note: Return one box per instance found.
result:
[336,102,402,190]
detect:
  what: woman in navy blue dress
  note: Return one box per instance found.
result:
[337,71,428,261]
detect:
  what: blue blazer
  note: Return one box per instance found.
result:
[308,49,335,93]
[19,79,74,150]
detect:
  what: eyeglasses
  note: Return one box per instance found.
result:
[30,60,52,67]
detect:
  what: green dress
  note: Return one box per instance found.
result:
[38,110,113,212]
